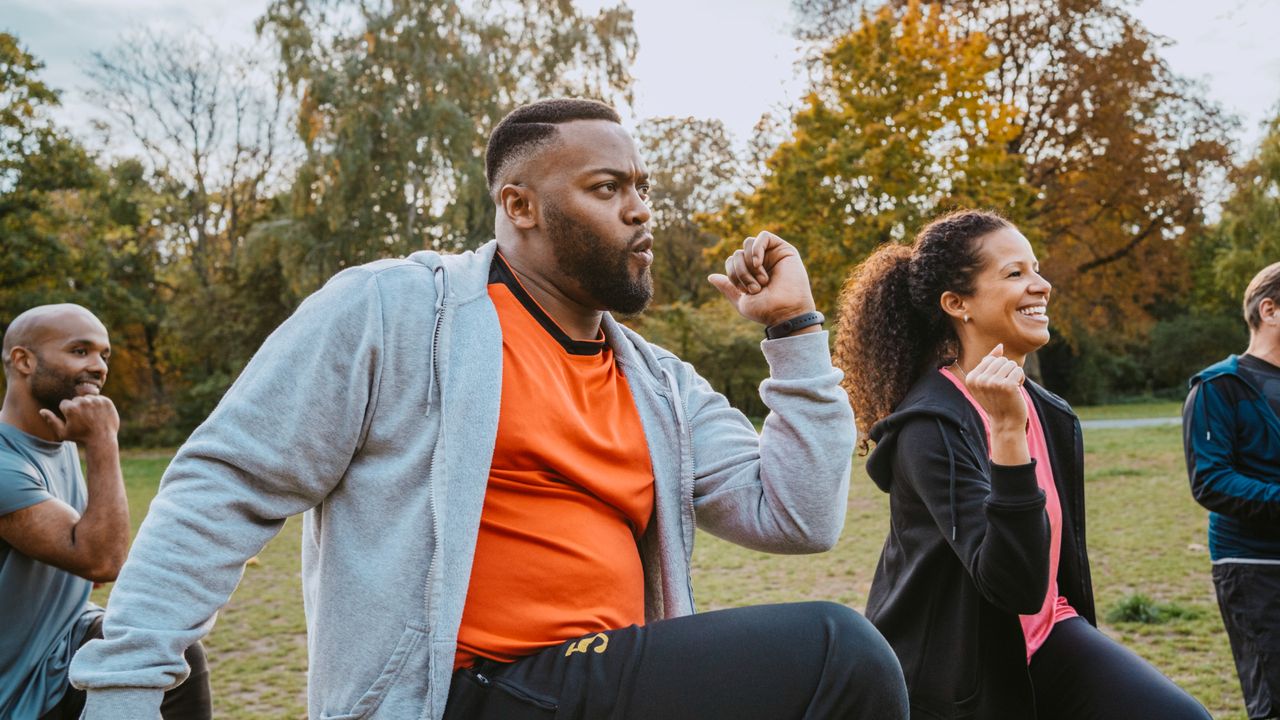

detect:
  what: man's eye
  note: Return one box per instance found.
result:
[73,348,87,355]
[1008,271,1022,278]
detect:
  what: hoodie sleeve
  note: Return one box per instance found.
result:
[1184,381,1280,523]
[682,331,855,554]
[68,267,391,719]
[895,416,1050,615]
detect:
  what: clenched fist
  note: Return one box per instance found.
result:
[708,231,818,329]
[40,395,120,446]
[962,344,1031,466]
[964,344,1027,431]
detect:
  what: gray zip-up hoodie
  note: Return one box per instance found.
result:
[69,240,855,720]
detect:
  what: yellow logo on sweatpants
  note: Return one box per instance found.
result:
[564,633,609,656]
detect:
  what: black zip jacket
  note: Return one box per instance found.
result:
[864,369,1096,719]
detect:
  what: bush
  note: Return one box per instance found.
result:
[1039,311,1248,406]
[1039,334,1144,405]
[1105,593,1202,624]
[629,301,770,418]
[1146,314,1248,391]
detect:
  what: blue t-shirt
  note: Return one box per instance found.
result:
[0,422,102,719]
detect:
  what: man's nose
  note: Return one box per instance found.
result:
[86,355,108,376]
[624,189,650,226]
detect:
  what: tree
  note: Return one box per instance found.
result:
[0,33,101,314]
[706,1,1027,312]
[0,35,179,431]
[78,32,301,437]
[633,116,742,305]
[1208,113,1280,302]
[790,0,1235,343]
[256,0,638,288]
[627,116,769,415]
[87,32,294,292]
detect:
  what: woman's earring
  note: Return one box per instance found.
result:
[963,314,971,324]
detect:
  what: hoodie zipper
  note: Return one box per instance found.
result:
[422,267,447,639]
[662,366,697,613]
[937,418,959,542]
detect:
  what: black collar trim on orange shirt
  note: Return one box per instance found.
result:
[489,252,607,356]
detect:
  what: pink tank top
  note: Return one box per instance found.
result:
[940,369,1078,662]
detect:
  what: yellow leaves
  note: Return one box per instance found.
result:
[298,87,324,146]
[705,1,1024,313]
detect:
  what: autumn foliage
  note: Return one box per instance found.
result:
[0,0,1272,434]
[716,0,1234,350]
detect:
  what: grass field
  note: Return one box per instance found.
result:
[95,419,1245,718]
[1073,398,1184,421]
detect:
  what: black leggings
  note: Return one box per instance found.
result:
[40,615,212,720]
[1030,617,1210,720]
[443,601,908,720]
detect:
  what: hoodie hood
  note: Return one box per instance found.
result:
[866,368,976,494]
[1187,354,1274,446]
[865,368,987,543]
[1190,354,1246,389]
[865,367,1075,544]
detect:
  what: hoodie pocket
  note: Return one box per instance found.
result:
[319,623,427,720]
[914,593,981,717]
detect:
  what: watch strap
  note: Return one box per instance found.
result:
[764,310,825,339]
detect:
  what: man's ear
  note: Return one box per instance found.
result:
[939,290,968,323]
[499,184,539,231]
[8,346,36,377]
[1261,297,1280,327]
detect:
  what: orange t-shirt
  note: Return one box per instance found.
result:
[454,252,656,669]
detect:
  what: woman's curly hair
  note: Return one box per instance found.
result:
[835,209,1013,453]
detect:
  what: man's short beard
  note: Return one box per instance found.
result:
[544,201,652,316]
[29,355,78,417]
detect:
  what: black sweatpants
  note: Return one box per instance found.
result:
[39,615,212,720]
[1029,617,1210,720]
[1214,561,1280,720]
[443,601,907,720]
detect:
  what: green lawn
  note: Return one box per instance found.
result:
[91,451,308,719]
[1074,399,1184,421]
[98,422,1244,718]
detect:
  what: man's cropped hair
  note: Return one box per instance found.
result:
[1244,261,1280,330]
[485,98,621,193]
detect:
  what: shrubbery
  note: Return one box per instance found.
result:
[1038,311,1248,406]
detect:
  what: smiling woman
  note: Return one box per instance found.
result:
[833,209,1211,719]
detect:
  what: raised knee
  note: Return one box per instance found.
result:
[810,604,899,668]
[806,600,861,629]
[810,602,879,645]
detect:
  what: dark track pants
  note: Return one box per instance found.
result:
[39,615,212,720]
[443,601,907,720]
[1214,562,1280,719]
[1029,617,1210,720]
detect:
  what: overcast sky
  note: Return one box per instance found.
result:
[6,0,1280,156]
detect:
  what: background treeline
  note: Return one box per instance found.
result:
[2,0,1277,443]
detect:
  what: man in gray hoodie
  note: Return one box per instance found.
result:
[69,98,906,719]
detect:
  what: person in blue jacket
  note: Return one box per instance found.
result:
[1184,261,1280,720]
